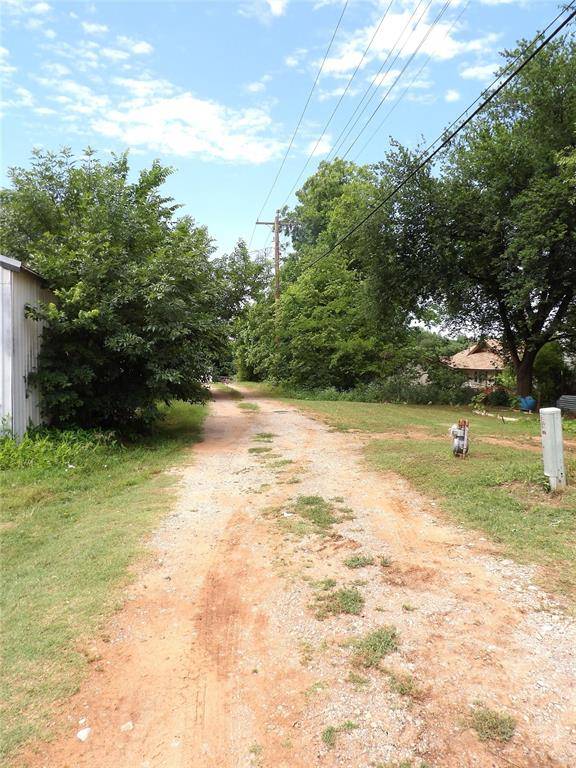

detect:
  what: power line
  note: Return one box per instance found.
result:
[341,0,453,159]
[327,0,432,162]
[248,0,349,249]
[352,0,471,162]
[276,0,397,210]
[300,3,576,275]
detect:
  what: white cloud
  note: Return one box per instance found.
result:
[320,7,500,76]
[82,21,108,34]
[20,72,285,164]
[246,81,265,93]
[116,35,153,55]
[306,135,331,157]
[101,47,130,62]
[266,0,287,15]
[460,62,498,81]
[30,2,51,13]
[0,46,16,76]
[284,48,307,68]
[43,61,70,76]
[44,28,56,39]
[445,88,460,102]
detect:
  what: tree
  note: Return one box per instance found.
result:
[0,148,225,431]
[436,39,576,395]
[369,38,576,395]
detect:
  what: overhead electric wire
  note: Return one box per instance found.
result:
[300,2,576,275]
[326,0,433,162]
[352,0,471,162]
[248,0,349,249]
[276,0,397,210]
[340,0,453,159]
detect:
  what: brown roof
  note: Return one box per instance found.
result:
[447,339,506,372]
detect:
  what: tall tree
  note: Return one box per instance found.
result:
[0,148,225,430]
[437,39,576,395]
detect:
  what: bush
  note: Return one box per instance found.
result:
[268,376,475,406]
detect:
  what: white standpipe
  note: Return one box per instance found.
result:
[539,407,566,491]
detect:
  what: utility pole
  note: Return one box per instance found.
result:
[256,210,285,303]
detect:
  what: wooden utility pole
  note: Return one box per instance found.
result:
[256,210,284,303]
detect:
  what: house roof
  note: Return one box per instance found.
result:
[0,254,45,282]
[447,339,506,372]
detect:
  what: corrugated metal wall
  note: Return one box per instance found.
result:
[0,269,50,438]
[0,266,13,433]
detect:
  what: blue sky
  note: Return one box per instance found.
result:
[1,0,557,255]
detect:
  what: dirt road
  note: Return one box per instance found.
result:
[23,388,576,768]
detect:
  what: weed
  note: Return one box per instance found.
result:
[347,671,370,690]
[271,458,293,467]
[321,726,338,748]
[294,495,339,529]
[402,603,417,612]
[379,556,392,568]
[314,578,337,591]
[344,553,375,569]
[305,680,328,698]
[248,446,272,454]
[253,432,275,442]
[332,496,345,502]
[321,721,359,748]
[315,586,364,619]
[249,743,262,755]
[352,626,399,668]
[387,670,420,698]
[237,402,259,411]
[352,578,368,586]
[470,704,516,742]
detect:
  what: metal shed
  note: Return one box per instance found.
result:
[0,254,52,438]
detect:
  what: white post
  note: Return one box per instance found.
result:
[539,407,566,491]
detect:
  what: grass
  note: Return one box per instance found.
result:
[321,721,359,748]
[252,432,275,442]
[314,586,365,619]
[0,401,207,762]
[351,626,399,668]
[267,495,349,537]
[386,670,420,698]
[469,704,516,742]
[346,671,370,689]
[246,388,576,599]
[237,401,259,411]
[344,553,375,569]
[248,446,272,454]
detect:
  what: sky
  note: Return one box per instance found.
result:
[0,0,562,256]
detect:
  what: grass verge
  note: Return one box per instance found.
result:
[0,401,206,762]
[245,388,575,600]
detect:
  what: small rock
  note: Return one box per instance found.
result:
[120,721,134,732]
[76,727,92,742]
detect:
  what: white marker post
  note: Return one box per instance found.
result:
[539,407,566,491]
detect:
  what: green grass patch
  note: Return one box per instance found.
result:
[252,432,275,442]
[237,401,259,411]
[386,670,420,698]
[248,446,272,454]
[346,671,370,690]
[314,586,364,619]
[351,626,399,668]
[321,721,359,748]
[0,401,206,761]
[344,553,374,569]
[469,704,516,742]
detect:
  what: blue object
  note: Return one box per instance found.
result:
[519,395,537,412]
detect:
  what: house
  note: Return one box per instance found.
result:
[447,339,506,390]
[1,255,52,439]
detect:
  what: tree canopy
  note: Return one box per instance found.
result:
[0,149,226,431]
